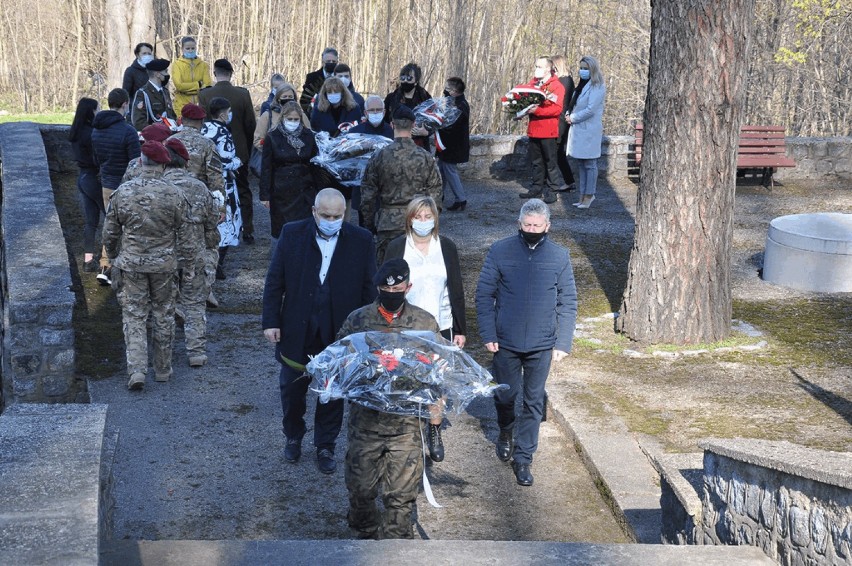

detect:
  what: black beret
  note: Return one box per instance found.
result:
[213,58,234,73]
[373,258,410,287]
[145,58,170,72]
[392,104,415,122]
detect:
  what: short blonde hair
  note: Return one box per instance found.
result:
[404,196,440,238]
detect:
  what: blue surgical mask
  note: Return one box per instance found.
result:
[367,112,384,127]
[338,76,351,88]
[183,51,197,59]
[139,54,154,66]
[283,119,300,132]
[226,111,233,124]
[317,217,343,236]
[579,68,591,80]
[412,219,435,237]
[327,93,342,105]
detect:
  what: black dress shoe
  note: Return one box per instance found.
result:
[513,462,533,486]
[542,192,558,204]
[519,190,542,199]
[496,430,514,462]
[215,265,226,280]
[427,424,445,462]
[284,438,301,463]
[446,200,467,211]
[243,233,255,245]
[316,448,336,474]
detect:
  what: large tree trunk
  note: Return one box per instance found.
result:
[617,0,755,344]
[105,0,155,90]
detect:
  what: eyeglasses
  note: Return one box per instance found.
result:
[279,96,295,101]
[399,74,415,82]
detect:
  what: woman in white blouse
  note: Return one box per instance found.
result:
[385,196,467,463]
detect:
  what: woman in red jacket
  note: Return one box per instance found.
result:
[518,56,565,204]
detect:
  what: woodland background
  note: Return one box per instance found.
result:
[0,0,849,136]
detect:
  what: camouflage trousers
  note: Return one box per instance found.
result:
[114,269,177,377]
[375,229,405,266]
[344,412,424,539]
[178,249,217,357]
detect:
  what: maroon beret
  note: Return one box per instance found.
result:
[164,138,190,162]
[181,103,206,120]
[140,123,171,143]
[141,140,172,164]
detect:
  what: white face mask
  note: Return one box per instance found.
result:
[534,67,547,79]
[327,92,342,105]
[367,112,384,126]
[283,120,300,132]
[412,219,435,237]
[338,76,351,88]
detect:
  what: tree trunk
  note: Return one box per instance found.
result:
[617,0,755,344]
[105,0,154,91]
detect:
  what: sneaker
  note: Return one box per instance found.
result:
[427,424,445,462]
[83,259,98,273]
[188,354,207,368]
[316,448,336,474]
[97,266,112,286]
[127,372,145,391]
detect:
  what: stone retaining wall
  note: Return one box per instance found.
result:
[0,122,78,407]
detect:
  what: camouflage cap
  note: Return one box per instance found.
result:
[373,258,410,287]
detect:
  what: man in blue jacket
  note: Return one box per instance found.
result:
[475,199,577,486]
[92,88,141,286]
[262,188,377,474]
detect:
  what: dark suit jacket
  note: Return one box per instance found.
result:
[262,218,377,365]
[300,68,325,115]
[385,234,467,336]
[198,80,256,163]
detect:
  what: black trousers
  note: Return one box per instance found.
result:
[557,131,575,186]
[527,137,561,191]
[235,164,253,236]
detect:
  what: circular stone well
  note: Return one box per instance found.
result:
[763,212,852,292]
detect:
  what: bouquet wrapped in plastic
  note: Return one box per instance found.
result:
[412,97,463,151]
[306,331,507,419]
[310,131,393,186]
[500,85,559,118]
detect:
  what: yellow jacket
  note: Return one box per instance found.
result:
[172,57,212,118]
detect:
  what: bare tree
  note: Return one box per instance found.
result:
[617,0,755,344]
[105,0,155,89]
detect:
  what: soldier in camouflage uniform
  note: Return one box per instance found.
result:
[336,258,440,539]
[103,140,188,391]
[131,58,177,132]
[360,105,442,263]
[162,138,221,367]
[122,123,172,182]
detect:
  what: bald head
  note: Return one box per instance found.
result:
[315,188,345,208]
[313,188,346,226]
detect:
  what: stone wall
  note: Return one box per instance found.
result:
[778,137,852,180]
[0,122,78,407]
[699,439,852,565]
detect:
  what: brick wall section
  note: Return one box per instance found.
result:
[0,122,77,406]
[700,439,852,565]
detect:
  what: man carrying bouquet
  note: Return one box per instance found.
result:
[518,56,565,204]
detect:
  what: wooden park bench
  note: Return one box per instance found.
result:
[633,123,796,187]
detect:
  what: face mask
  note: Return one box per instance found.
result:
[378,289,406,312]
[401,82,416,93]
[139,54,154,66]
[534,68,547,79]
[324,62,337,74]
[183,51,197,59]
[367,112,384,126]
[162,74,170,87]
[519,229,546,246]
[283,119,300,132]
[317,217,343,236]
[270,87,277,96]
[226,110,232,124]
[579,68,591,80]
[411,219,435,237]
[327,92,342,105]
[338,76,351,88]
[443,90,451,97]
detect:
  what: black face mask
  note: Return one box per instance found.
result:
[443,90,451,97]
[401,82,416,93]
[519,229,547,246]
[324,62,337,74]
[378,289,406,312]
[162,74,171,88]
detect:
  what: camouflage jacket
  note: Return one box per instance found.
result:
[131,82,177,132]
[360,137,443,233]
[121,157,159,183]
[168,127,226,208]
[103,172,187,273]
[338,299,440,434]
[163,169,220,264]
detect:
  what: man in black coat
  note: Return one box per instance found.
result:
[300,47,339,115]
[262,188,377,474]
[199,59,258,243]
[437,76,470,211]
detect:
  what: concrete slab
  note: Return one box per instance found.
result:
[101,539,775,565]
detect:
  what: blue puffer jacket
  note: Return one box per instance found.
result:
[91,110,141,189]
[476,233,577,353]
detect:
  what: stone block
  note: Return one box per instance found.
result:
[831,521,851,559]
[776,489,790,538]
[42,375,70,397]
[10,354,40,375]
[745,483,761,521]
[811,141,828,157]
[810,507,828,555]
[789,505,811,547]
[9,303,40,324]
[759,487,775,529]
[827,139,852,158]
[731,473,747,515]
[44,308,73,326]
[10,326,39,349]
[756,528,774,558]
[469,144,488,156]
[815,160,835,175]
[48,349,75,372]
[11,375,39,398]
[39,328,73,347]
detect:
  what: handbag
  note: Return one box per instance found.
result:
[248,146,262,178]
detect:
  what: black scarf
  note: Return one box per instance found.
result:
[568,78,589,112]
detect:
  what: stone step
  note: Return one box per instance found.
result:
[101,539,775,565]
